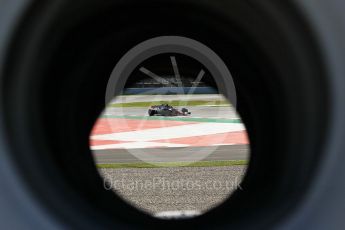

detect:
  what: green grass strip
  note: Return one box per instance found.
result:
[109,100,230,108]
[102,115,242,123]
[97,160,248,169]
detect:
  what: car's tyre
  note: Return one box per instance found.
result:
[1,0,345,229]
[181,108,188,113]
[148,109,156,116]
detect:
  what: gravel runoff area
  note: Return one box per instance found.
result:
[99,165,246,215]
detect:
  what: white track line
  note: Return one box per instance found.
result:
[91,142,188,150]
[211,143,236,146]
[91,123,245,142]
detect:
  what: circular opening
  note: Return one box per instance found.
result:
[89,47,250,217]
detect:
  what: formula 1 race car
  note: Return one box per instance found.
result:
[148,104,191,116]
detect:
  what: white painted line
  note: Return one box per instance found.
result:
[91,142,189,150]
[91,123,245,142]
[211,143,236,146]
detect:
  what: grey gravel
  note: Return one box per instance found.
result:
[98,166,246,215]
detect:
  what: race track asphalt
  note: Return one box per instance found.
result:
[93,144,249,164]
[104,106,239,119]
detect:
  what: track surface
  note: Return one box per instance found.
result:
[92,103,249,163]
[104,106,239,119]
[93,145,248,163]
